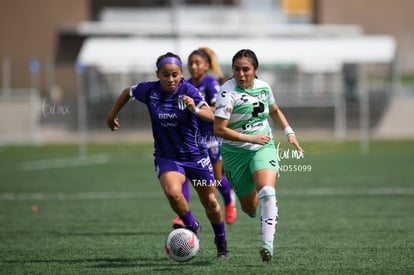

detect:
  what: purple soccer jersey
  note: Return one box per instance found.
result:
[129,78,226,248]
[188,75,220,137]
[130,79,209,162]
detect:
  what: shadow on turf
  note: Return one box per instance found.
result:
[3,257,213,269]
[53,231,166,237]
[92,258,212,269]
[9,231,213,269]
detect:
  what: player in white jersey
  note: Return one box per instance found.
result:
[214,49,304,263]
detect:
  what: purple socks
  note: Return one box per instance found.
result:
[212,222,226,243]
[179,211,198,231]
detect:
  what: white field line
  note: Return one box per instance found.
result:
[0,188,413,201]
[0,191,163,201]
[280,187,414,196]
[21,154,110,171]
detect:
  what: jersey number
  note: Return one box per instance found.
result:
[252,102,265,117]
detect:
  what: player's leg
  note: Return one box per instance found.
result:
[222,152,257,218]
[182,178,191,202]
[159,171,199,233]
[159,171,187,214]
[212,159,237,224]
[171,178,190,228]
[254,170,278,263]
[251,145,279,263]
[209,138,237,224]
[186,157,230,259]
[193,182,230,258]
[157,159,200,233]
[237,190,259,217]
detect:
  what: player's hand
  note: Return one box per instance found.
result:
[107,115,120,131]
[253,134,271,145]
[182,95,196,113]
[288,134,304,156]
[240,133,270,145]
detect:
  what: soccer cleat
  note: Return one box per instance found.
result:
[259,244,273,263]
[215,240,231,259]
[172,216,185,229]
[225,203,237,224]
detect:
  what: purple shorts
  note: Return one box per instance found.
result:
[155,157,214,182]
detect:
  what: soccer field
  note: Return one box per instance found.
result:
[1,140,413,274]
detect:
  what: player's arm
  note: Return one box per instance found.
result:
[106,88,131,131]
[213,117,238,141]
[268,102,290,130]
[214,117,269,145]
[196,104,214,122]
[182,95,214,122]
[269,103,304,154]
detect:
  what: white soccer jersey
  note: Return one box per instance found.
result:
[215,78,276,151]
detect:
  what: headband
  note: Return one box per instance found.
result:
[157,57,182,70]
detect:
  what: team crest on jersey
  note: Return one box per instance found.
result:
[259,89,267,100]
[178,99,186,110]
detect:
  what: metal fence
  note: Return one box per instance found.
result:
[0,56,395,149]
[80,62,394,138]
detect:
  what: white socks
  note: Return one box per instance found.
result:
[258,186,278,250]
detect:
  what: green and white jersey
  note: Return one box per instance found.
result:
[215,78,276,151]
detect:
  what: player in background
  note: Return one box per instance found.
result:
[214,49,304,262]
[107,52,230,258]
[172,47,237,228]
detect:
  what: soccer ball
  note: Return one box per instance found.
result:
[165,228,199,262]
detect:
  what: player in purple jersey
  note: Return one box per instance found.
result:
[106,52,230,258]
[172,47,237,229]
